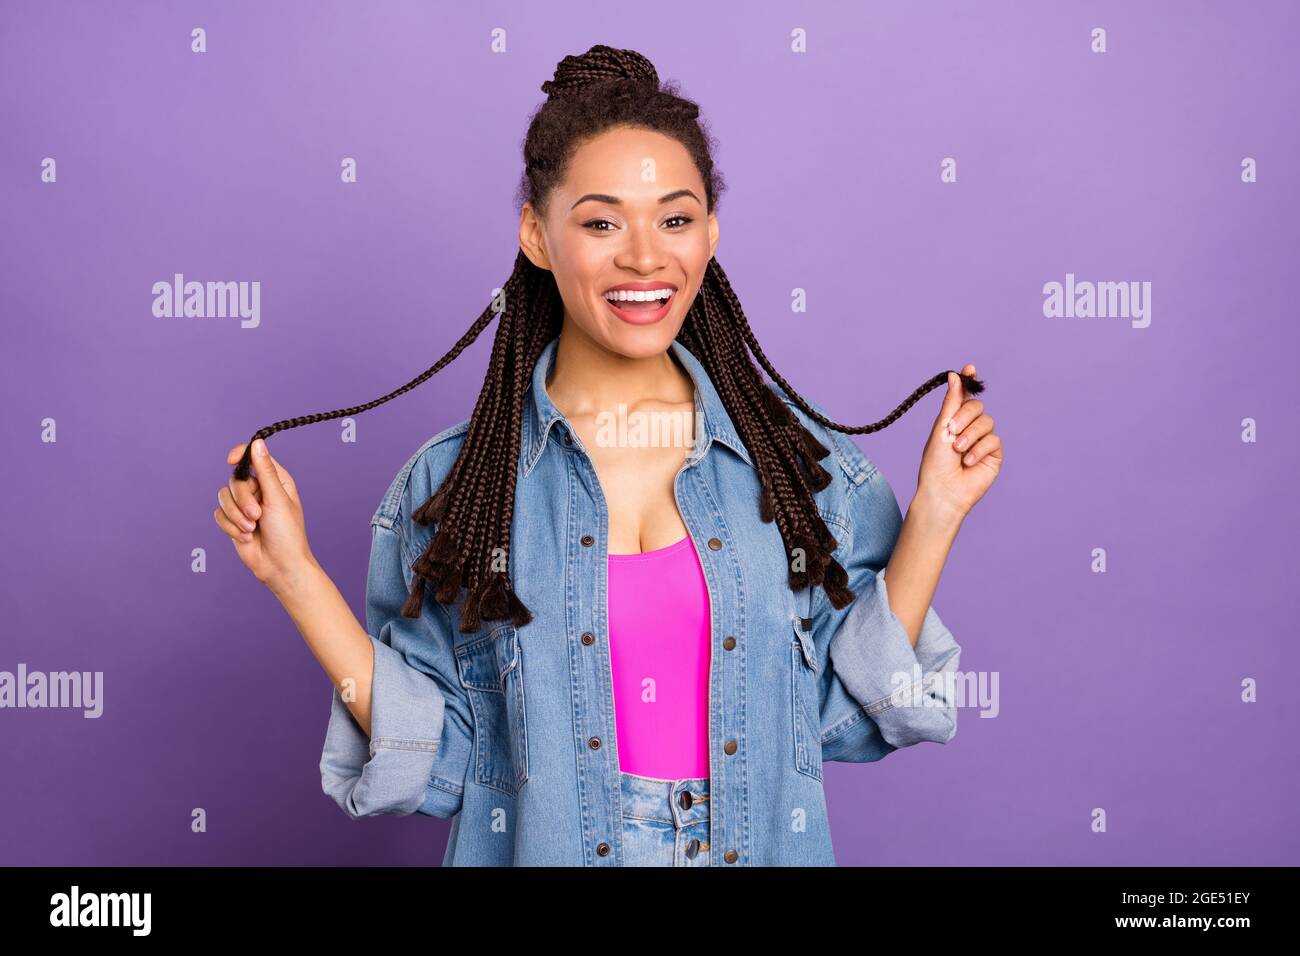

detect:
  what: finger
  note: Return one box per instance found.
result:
[218,486,256,533]
[959,433,1001,467]
[952,413,994,455]
[229,473,263,521]
[214,506,253,543]
[943,398,984,444]
[936,371,965,437]
[251,446,299,505]
[262,450,298,501]
[249,439,289,508]
[227,443,248,465]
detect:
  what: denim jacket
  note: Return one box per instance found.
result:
[319,334,962,866]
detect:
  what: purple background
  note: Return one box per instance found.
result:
[2,0,1297,866]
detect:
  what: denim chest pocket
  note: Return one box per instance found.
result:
[790,616,823,781]
[455,623,529,796]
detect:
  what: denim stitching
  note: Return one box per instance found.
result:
[369,737,440,754]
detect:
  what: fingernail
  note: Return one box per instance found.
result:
[254,439,266,456]
[964,453,975,465]
[955,436,967,451]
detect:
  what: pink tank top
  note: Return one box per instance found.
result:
[607,535,711,779]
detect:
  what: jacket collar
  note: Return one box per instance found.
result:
[522,335,753,477]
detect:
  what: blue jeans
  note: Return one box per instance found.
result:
[619,771,711,866]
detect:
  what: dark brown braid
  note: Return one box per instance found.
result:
[230,43,984,633]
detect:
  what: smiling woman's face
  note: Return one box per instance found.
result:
[519,124,719,359]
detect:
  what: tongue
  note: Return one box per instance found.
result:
[616,296,664,310]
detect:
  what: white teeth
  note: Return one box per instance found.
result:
[603,288,674,302]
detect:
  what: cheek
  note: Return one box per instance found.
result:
[679,237,713,280]
[554,274,607,337]
[555,253,603,301]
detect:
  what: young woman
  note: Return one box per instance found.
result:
[214,45,1002,866]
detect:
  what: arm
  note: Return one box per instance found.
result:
[823,467,963,750]
[304,495,470,820]
[824,363,1000,749]
[272,560,379,735]
[880,485,963,647]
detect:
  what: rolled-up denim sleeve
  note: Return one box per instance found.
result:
[823,465,963,751]
[320,495,470,819]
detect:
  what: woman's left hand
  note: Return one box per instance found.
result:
[914,362,1002,524]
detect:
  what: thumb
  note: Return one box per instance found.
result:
[250,439,288,508]
[936,370,964,433]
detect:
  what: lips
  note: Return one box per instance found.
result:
[603,290,675,326]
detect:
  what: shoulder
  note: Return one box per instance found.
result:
[371,418,472,529]
[763,381,878,489]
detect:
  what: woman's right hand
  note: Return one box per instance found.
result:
[214,438,316,592]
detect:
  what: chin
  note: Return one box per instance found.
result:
[603,320,683,358]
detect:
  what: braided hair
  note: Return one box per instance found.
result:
[231,44,985,634]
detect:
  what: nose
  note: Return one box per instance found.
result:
[616,220,668,272]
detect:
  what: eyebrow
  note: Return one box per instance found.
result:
[570,189,701,211]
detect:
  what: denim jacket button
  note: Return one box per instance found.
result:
[723,635,736,650]
[685,838,700,858]
[678,790,693,810]
[581,631,595,645]
[597,842,610,857]
[724,739,737,755]
[581,534,594,547]
[587,736,602,750]
[707,537,722,550]
[724,849,738,864]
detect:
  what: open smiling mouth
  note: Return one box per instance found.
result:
[602,288,676,325]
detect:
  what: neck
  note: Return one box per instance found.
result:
[545,321,694,419]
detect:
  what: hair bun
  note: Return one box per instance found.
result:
[541,44,660,100]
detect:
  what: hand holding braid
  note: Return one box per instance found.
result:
[216,437,314,593]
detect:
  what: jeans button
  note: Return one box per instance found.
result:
[678,790,693,810]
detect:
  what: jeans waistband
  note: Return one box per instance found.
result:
[619,771,710,827]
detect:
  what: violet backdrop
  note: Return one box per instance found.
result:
[1,0,1296,865]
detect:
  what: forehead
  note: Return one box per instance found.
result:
[560,126,702,199]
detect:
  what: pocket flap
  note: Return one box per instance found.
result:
[792,616,818,672]
[456,624,518,692]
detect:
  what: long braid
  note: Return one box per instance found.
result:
[230,288,504,483]
[442,276,516,621]
[229,44,985,632]
[406,251,559,629]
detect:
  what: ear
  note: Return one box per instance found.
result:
[707,210,719,259]
[518,202,553,271]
